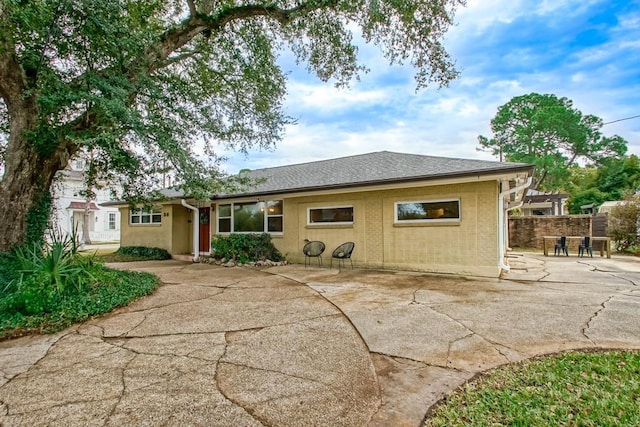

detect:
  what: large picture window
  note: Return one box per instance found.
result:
[217,200,283,234]
[395,199,460,223]
[308,206,353,225]
[130,207,162,224]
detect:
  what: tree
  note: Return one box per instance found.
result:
[565,155,640,214]
[567,188,608,215]
[0,0,463,252]
[594,155,640,200]
[608,195,640,252]
[478,93,628,191]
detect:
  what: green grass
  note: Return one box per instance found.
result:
[425,350,640,426]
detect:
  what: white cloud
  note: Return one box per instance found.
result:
[285,81,390,113]
[218,0,640,175]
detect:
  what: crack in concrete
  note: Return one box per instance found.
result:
[578,262,639,287]
[582,295,615,340]
[429,305,515,366]
[105,352,134,425]
[610,273,639,287]
[5,333,72,380]
[265,270,376,357]
[445,332,474,368]
[411,287,425,305]
[370,351,469,373]
[213,333,269,426]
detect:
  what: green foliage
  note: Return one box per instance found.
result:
[2,233,98,315]
[0,267,158,339]
[211,233,283,263]
[567,188,609,214]
[24,191,52,249]
[478,93,627,191]
[607,196,640,252]
[1,0,463,249]
[426,350,640,426]
[566,155,640,214]
[115,246,171,260]
[0,233,159,338]
[595,155,640,199]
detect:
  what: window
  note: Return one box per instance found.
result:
[234,202,264,232]
[395,199,460,223]
[108,212,117,230]
[266,200,283,232]
[130,207,162,224]
[218,204,231,232]
[217,200,283,234]
[308,206,353,225]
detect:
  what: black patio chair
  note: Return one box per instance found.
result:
[303,240,325,267]
[578,236,593,257]
[554,236,568,256]
[330,242,355,270]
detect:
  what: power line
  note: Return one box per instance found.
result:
[603,114,640,125]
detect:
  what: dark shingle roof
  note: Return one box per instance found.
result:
[221,151,533,198]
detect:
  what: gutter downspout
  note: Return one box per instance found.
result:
[181,199,200,262]
[498,176,533,272]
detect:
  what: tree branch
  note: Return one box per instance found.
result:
[186,0,197,17]
[149,1,339,72]
[0,36,27,112]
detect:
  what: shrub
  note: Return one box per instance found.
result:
[211,233,283,263]
[2,233,100,315]
[0,267,158,338]
[115,246,171,260]
[608,196,640,252]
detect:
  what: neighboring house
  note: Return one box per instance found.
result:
[106,151,534,277]
[598,201,626,214]
[52,159,121,243]
[521,189,568,216]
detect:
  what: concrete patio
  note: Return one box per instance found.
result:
[1,252,639,426]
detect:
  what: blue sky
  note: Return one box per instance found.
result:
[220,0,640,173]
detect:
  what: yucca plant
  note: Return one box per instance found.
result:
[7,230,98,314]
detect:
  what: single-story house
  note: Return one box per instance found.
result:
[105,151,534,277]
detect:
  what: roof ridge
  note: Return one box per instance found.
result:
[240,150,527,174]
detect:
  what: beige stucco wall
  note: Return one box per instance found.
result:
[267,180,500,277]
[119,204,195,254]
[118,180,501,276]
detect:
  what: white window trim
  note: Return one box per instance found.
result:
[394,198,461,224]
[108,212,117,230]
[307,205,354,226]
[130,207,162,225]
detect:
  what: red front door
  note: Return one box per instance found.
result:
[198,207,211,252]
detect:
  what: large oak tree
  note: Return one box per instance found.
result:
[478,93,627,191]
[0,0,463,252]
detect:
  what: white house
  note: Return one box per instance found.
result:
[51,159,121,243]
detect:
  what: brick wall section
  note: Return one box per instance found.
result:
[509,215,592,249]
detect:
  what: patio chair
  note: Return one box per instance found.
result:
[578,236,593,257]
[330,242,355,270]
[303,240,325,267]
[554,236,569,256]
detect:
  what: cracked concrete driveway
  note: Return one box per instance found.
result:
[1,253,639,426]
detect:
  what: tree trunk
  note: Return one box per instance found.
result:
[82,200,92,245]
[0,119,75,252]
